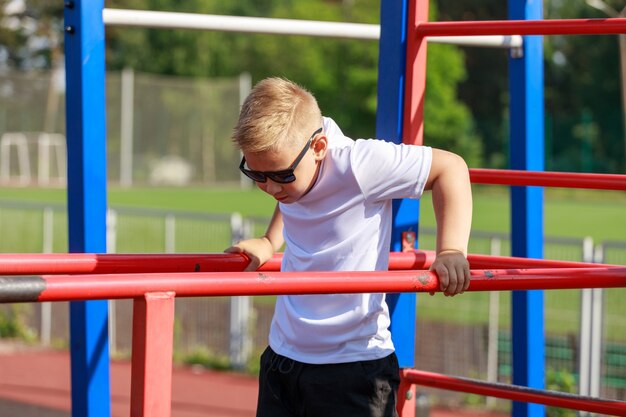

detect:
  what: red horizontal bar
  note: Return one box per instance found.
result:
[402,369,626,415]
[0,250,616,276]
[270,251,616,271]
[264,251,437,272]
[465,253,613,270]
[417,18,626,37]
[0,252,426,275]
[0,266,623,303]
[0,253,251,275]
[470,168,626,190]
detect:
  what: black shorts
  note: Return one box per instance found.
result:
[256,346,400,417]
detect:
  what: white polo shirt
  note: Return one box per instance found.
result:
[269,117,432,364]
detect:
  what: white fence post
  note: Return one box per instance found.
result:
[229,212,251,369]
[42,206,54,254]
[40,206,54,346]
[486,236,501,408]
[107,208,118,254]
[108,299,117,358]
[239,72,253,190]
[107,208,118,356]
[120,67,135,188]
[165,214,176,254]
[579,237,603,415]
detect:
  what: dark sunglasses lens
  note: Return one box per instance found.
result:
[270,173,296,184]
[243,169,267,183]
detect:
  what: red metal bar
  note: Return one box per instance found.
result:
[417,18,626,37]
[402,369,626,415]
[130,292,175,417]
[390,250,435,270]
[397,370,417,417]
[0,267,622,303]
[465,253,618,270]
[470,168,626,190]
[393,250,618,270]
[402,0,429,147]
[269,251,436,271]
[0,251,432,275]
[258,254,282,272]
[0,253,251,275]
[0,250,619,276]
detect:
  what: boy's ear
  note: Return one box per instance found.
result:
[312,135,328,161]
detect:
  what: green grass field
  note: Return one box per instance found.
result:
[2,184,626,240]
[1,185,625,339]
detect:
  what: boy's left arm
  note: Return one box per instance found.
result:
[424,148,473,296]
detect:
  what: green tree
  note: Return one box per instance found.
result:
[104,0,480,164]
[545,0,624,173]
[425,43,483,166]
[436,0,625,173]
[425,1,482,165]
[5,1,480,166]
[436,0,509,168]
[0,0,63,70]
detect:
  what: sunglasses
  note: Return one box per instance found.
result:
[239,127,323,184]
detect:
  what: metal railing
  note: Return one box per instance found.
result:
[0,252,624,415]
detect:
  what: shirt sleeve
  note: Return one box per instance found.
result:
[350,139,432,202]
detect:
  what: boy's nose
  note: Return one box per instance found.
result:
[261,179,282,195]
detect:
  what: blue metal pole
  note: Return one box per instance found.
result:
[376,0,416,368]
[508,1,545,417]
[64,1,111,416]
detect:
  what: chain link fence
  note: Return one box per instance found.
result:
[0,199,625,411]
[0,69,246,187]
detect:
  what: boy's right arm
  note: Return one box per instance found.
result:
[424,148,472,296]
[225,204,284,271]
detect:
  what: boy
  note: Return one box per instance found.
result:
[226,77,472,417]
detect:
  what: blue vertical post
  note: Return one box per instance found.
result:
[508,1,545,417]
[376,0,416,368]
[64,1,111,417]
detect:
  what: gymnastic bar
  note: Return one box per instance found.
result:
[0,266,624,303]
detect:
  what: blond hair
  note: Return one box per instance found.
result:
[233,77,322,153]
